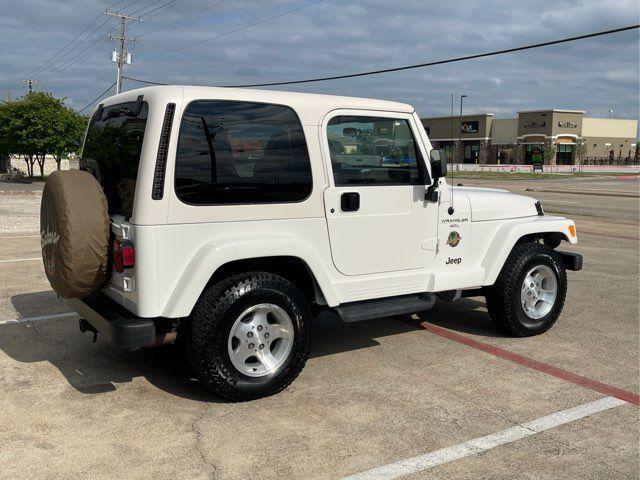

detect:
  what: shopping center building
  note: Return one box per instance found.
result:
[421,109,638,165]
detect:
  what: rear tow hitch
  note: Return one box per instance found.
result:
[79,318,99,343]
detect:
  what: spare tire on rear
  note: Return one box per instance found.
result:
[40,170,110,298]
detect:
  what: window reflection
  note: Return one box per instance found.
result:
[175,100,312,205]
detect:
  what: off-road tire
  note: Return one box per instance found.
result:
[187,272,312,401]
[485,242,567,337]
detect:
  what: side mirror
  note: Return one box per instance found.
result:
[429,148,447,179]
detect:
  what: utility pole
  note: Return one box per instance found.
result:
[1,88,16,102]
[24,79,39,93]
[105,10,141,94]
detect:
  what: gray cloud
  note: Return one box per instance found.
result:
[0,0,638,123]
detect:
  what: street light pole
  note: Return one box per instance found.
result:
[458,94,467,164]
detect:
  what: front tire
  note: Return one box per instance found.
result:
[486,242,567,337]
[187,272,312,401]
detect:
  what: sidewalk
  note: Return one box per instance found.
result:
[0,178,45,194]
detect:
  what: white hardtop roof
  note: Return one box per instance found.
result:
[100,85,416,125]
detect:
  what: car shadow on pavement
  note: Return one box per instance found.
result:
[3,291,504,402]
[412,297,509,338]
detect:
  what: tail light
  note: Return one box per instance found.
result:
[113,239,135,273]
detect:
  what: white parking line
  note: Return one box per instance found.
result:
[341,396,627,480]
[0,234,40,239]
[0,312,77,325]
[0,257,41,264]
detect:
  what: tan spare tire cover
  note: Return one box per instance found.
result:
[40,170,110,298]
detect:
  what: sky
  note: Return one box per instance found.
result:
[0,0,638,122]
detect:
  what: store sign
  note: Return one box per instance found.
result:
[461,121,479,134]
[523,121,546,128]
[558,121,577,128]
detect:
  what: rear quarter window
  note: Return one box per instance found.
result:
[174,100,312,205]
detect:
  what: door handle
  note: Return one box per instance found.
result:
[340,192,360,212]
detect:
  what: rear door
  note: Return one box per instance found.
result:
[322,110,439,276]
[81,100,149,296]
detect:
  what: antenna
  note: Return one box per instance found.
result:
[449,93,455,215]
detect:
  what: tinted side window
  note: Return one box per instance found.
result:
[327,116,424,186]
[175,100,312,204]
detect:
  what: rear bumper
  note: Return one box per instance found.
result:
[63,293,157,349]
[558,251,583,271]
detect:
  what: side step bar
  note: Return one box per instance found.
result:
[335,293,436,323]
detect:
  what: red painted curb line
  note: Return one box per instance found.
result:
[412,321,640,406]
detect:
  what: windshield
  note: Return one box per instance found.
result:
[80,101,149,217]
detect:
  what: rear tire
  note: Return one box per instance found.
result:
[486,242,567,337]
[187,272,311,401]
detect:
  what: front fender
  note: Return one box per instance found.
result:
[481,215,577,285]
[160,232,338,318]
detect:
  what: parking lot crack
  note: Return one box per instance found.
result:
[28,320,72,350]
[190,402,218,480]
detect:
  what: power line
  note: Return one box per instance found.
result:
[124,76,165,85]
[118,0,147,13]
[130,0,186,26]
[38,2,176,87]
[66,71,115,98]
[78,81,117,113]
[145,0,184,21]
[135,0,223,39]
[129,0,175,17]
[37,36,112,83]
[222,24,640,87]
[124,24,640,88]
[1,0,127,88]
[34,18,119,83]
[140,0,324,60]
[21,16,105,80]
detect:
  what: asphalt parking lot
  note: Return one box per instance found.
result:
[0,178,638,479]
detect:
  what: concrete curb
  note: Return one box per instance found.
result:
[525,188,639,198]
[0,190,43,196]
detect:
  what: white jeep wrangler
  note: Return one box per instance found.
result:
[40,86,582,401]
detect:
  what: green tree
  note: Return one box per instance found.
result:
[542,143,556,165]
[574,139,587,167]
[51,107,87,171]
[0,101,17,172]
[0,92,87,178]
